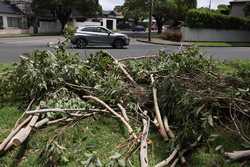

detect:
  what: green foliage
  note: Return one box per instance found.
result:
[0,48,88,101]
[64,22,76,40]
[127,47,250,148]
[186,9,250,30]
[217,4,230,15]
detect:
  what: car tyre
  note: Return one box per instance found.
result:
[113,39,124,49]
[76,39,87,49]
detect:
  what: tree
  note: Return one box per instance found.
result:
[217,4,230,15]
[122,0,197,33]
[122,0,147,25]
[31,0,101,32]
[244,2,250,17]
[154,0,177,33]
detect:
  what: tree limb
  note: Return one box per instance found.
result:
[118,103,130,122]
[155,145,180,167]
[140,111,150,167]
[0,116,32,152]
[150,74,168,140]
[83,96,137,139]
[225,150,250,161]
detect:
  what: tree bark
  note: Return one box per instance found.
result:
[0,116,32,152]
[12,114,39,147]
[155,16,163,34]
[155,146,180,167]
[140,111,150,167]
[225,150,250,161]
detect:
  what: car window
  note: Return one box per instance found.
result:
[81,27,98,32]
[96,27,109,33]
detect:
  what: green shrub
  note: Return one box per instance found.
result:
[186,9,250,30]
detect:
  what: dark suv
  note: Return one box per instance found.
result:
[71,26,130,49]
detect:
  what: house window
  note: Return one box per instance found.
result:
[0,16,3,29]
[7,17,21,28]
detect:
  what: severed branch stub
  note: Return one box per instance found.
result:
[83,95,137,139]
[0,116,32,152]
[118,103,130,122]
[140,110,150,167]
[225,150,250,161]
[155,145,180,167]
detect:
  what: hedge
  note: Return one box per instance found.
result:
[186,9,250,30]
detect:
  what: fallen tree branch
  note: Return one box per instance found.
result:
[14,98,35,128]
[140,111,150,167]
[0,116,32,152]
[106,51,138,86]
[150,74,168,140]
[35,118,50,128]
[83,95,137,139]
[25,108,109,115]
[11,114,39,147]
[163,116,175,139]
[118,103,129,122]
[155,145,180,167]
[225,150,250,161]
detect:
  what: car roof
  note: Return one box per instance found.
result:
[78,26,105,29]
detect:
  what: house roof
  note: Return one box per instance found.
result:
[0,2,22,15]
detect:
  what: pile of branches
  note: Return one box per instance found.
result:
[0,45,250,166]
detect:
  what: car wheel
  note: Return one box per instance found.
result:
[76,39,87,49]
[113,39,124,49]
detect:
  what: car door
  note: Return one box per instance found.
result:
[78,27,98,44]
[95,27,113,44]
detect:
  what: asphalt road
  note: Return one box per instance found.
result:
[0,36,250,63]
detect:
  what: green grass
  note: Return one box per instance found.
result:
[192,41,250,47]
[192,41,232,47]
[0,64,12,72]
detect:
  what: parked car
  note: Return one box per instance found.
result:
[71,26,130,49]
[132,25,145,32]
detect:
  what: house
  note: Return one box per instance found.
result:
[0,1,28,34]
[73,10,122,31]
[100,10,119,31]
[230,0,250,17]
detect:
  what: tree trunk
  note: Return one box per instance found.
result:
[155,16,163,34]
[56,7,72,33]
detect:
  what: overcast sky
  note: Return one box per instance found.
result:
[99,0,232,10]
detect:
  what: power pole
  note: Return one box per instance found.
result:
[148,0,153,42]
[209,0,212,9]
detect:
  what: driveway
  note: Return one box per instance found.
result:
[0,36,250,63]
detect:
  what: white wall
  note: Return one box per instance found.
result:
[230,3,245,17]
[102,18,117,31]
[181,27,250,42]
[38,20,61,33]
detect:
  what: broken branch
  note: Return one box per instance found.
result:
[150,74,168,140]
[83,95,137,139]
[140,111,150,167]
